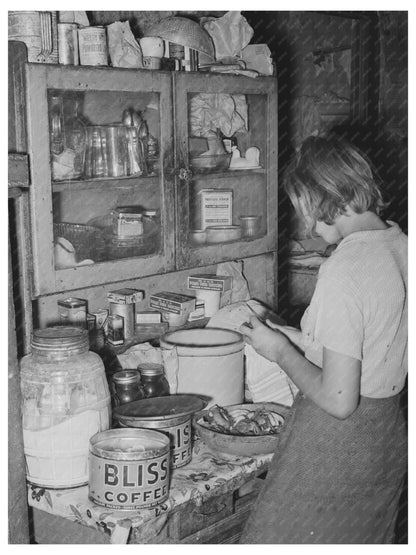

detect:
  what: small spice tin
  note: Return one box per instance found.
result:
[107,314,124,345]
[111,207,144,238]
[114,394,206,469]
[109,302,135,340]
[90,309,108,330]
[89,428,170,510]
[58,297,87,328]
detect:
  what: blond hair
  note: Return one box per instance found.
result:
[284,136,386,234]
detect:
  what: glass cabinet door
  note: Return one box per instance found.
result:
[174,72,278,269]
[25,65,175,295]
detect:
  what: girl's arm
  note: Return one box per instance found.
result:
[240,316,361,419]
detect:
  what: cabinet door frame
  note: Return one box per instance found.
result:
[173,72,278,270]
[25,64,175,296]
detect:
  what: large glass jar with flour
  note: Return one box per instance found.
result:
[20,326,111,488]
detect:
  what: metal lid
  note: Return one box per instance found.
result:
[31,326,89,354]
[112,370,141,385]
[114,394,207,422]
[145,16,215,58]
[138,362,164,376]
[57,297,86,308]
[89,428,170,460]
[143,209,158,217]
[112,206,144,216]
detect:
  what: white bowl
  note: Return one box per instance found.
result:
[206,225,242,244]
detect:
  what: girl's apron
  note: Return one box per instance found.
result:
[240,392,407,544]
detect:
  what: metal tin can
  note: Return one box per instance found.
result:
[8,11,59,64]
[90,308,109,331]
[78,26,108,66]
[111,207,144,238]
[107,314,124,346]
[58,23,79,65]
[58,297,87,328]
[110,302,135,340]
[114,394,206,469]
[89,428,170,510]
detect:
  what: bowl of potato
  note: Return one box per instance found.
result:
[193,402,291,457]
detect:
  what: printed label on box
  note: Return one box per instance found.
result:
[198,189,232,229]
[107,288,144,304]
[188,274,233,292]
[149,292,196,315]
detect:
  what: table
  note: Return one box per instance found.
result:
[28,439,273,544]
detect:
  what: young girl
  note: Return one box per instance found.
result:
[239,136,407,544]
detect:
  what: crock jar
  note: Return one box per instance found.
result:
[20,326,111,488]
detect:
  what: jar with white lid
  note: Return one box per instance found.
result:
[20,326,111,488]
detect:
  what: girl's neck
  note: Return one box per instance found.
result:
[338,210,388,238]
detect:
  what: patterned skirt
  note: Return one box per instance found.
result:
[240,392,407,544]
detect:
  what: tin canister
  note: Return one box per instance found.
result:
[58,297,87,328]
[89,428,170,510]
[8,11,59,64]
[78,26,108,66]
[109,302,135,340]
[114,394,206,469]
[58,23,79,65]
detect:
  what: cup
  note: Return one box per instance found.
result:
[103,124,129,177]
[140,37,165,57]
[240,215,261,238]
[143,56,162,70]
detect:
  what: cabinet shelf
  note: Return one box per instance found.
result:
[192,167,266,179]
[52,174,159,193]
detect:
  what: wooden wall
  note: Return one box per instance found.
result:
[34,252,277,328]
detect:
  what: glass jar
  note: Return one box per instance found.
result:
[138,362,170,398]
[110,370,144,407]
[63,97,87,179]
[49,93,64,156]
[20,326,111,488]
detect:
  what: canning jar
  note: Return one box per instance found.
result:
[138,362,170,398]
[20,326,111,488]
[110,370,144,407]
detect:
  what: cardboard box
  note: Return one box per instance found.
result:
[188,299,206,321]
[107,288,144,304]
[149,292,196,315]
[198,189,233,230]
[136,310,162,324]
[188,274,233,292]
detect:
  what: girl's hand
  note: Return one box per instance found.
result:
[239,316,290,362]
[265,321,304,351]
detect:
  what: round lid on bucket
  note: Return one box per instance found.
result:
[114,394,206,422]
[160,327,244,357]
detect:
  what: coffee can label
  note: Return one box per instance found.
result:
[89,451,170,510]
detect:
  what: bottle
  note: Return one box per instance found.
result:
[110,370,144,407]
[126,126,144,176]
[49,94,64,155]
[146,134,159,175]
[20,326,111,488]
[92,128,106,177]
[85,127,106,178]
[138,362,170,398]
[64,97,87,179]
